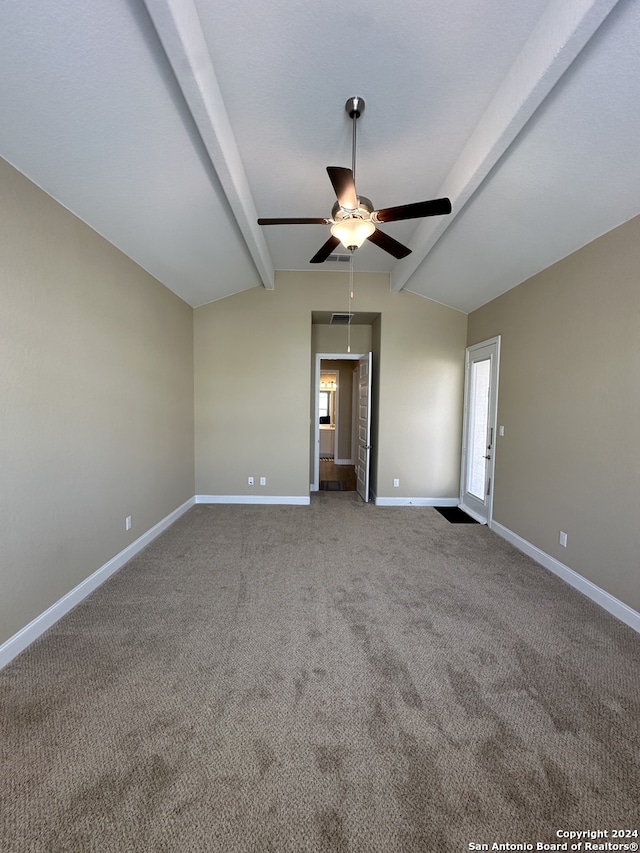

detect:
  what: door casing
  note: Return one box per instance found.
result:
[312,352,369,493]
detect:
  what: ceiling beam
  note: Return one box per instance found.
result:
[390,0,621,293]
[142,0,274,289]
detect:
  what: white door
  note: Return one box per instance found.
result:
[460,338,500,524]
[356,353,372,502]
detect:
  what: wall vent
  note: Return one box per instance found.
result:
[330,313,354,325]
[325,254,351,263]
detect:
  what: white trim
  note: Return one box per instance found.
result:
[491,521,640,634]
[335,458,355,466]
[0,497,196,671]
[375,497,459,507]
[458,503,488,525]
[351,364,358,464]
[196,495,310,506]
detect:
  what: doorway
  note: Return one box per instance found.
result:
[459,337,500,524]
[312,352,372,501]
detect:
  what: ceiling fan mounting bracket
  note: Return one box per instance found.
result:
[345,97,365,119]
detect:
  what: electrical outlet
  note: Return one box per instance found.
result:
[248,476,254,485]
[393,478,400,488]
[125,515,132,531]
[499,425,505,436]
[559,531,568,547]
[260,476,266,486]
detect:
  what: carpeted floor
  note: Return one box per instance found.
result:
[2,493,639,852]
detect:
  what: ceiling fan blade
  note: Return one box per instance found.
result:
[310,235,341,264]
[367,228,411,260]
[372,198,452,223]
[258,217,329,225]
[327,167,358,210]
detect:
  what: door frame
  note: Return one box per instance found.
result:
[319,368,339,462]
[312,352,366,492]
[459,336,501,524]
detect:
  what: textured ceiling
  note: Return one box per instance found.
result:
[0,0,638,312]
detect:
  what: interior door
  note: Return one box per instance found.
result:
[460,338,500,524]
[356,352,372,502]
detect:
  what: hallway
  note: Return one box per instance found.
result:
[318,459,357,491]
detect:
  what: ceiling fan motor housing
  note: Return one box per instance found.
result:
[331,197,373,222]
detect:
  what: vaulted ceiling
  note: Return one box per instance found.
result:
[1,0,638,312]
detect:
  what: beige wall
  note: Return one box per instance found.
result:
[0,158,194,645]
[194,281,312,497]
[375,293,467,498]
[195,271,467,500]
[468,215,640,612]
[312,323,372,355]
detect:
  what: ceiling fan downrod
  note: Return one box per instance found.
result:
[345,97,364,187]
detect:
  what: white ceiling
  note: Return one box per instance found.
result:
[1,0,638,312]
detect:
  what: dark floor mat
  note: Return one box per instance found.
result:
[434,505,479,523]
[320,480,347,491]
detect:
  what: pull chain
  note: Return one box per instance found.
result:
[347,253,354,353]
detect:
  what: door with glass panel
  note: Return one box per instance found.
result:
[460,338,500,524]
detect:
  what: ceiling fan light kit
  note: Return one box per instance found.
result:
[257,97,452,264]
[331,216,375,250]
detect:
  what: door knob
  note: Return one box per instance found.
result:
[483,454,491,460]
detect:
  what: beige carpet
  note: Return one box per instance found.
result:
[2,493,639,852]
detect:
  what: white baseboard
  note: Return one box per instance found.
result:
[374,497,459,507]
[491,521,640,634]
[0,497,196,671]
[335,458,355,466]
[196,495,310,506]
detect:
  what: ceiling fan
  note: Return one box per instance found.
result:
[257,97,452,264]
